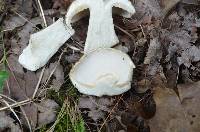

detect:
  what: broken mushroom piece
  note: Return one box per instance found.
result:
[70,48,135,96]
[18,18,74,71]
[66,0,135,53]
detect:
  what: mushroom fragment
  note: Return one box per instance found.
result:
[70,48,135,96]
[18,0,135,71]
[18,18,74,71]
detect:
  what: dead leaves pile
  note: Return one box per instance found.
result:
[1,0,200,132]
[0,0,65,131]
[128,0,200,131]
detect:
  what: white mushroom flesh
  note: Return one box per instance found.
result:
[70,48,135,96]
[18,18,74,71]
[67,0,135,53]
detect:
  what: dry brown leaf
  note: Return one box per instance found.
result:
[37,99,59,127]
[181,0,199,5]
[52,0,74,9]
[178,81,200,131]
[148,78,200,132]
[4,55,39,128]
[78,96,113,121]
[3,16,26,31]
[134,0,162,18]
[3,0,33,30]
[144,37,162,76]
[39,62,64,91]
[165,30,200,67]
[0,111,22,132]
[148,86,190,132]
[4,55,62,129]
[160,0,180,16]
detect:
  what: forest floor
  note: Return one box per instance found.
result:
[1,0,200,132]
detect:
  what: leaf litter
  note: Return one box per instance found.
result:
[1,0,200,131]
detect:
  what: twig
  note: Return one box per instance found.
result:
[20,107,33,132]
[32,67,45,99]
[140,24,146,39]
[114,24,135,40]
[13,11,40,30]
[37,0,47,27]
[0,99,32,111]
[1,98,22,125]
[44,51,64,87]
[0,94,33,131]
[0,94,15,102]
[67,44,83,53]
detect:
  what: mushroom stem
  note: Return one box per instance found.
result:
[18,18,74,71]
[82,0,135,53]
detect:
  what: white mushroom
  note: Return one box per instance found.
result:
[19,0,135,71]
[70,48,135,96]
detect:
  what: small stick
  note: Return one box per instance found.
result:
[140,24,146,39]
[1,98,22,126]
[44,51,64,87]
[37,0,47,27]
[0,94,33,131]
[13,11,40,30]
[114,24,135,40]
[32,67,45,99]
[0,99,32,111]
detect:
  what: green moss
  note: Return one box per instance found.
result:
[39,81,85,132]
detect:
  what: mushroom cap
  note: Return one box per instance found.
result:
[70,48,135,96]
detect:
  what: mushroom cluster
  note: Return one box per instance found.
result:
[19,0,136,96]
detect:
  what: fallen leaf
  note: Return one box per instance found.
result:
[181,0,199,5]
[52,0,74,9]
[164,30,200,67]
[37,99,59,127]
[144,37,162,76]
[78,96,112,121]
[178,81,200,131]
[4,55,62,129]
[3,0,33,31]
[160,0,180,16]
[3,16,26,31]
[134,0,162,19]
[0,111,21,132]
[22,104,38,129]
[148,85,190,132]
[14,0,33,17]
[38,62,64,92]
[3,55,39,128]
[148,76,200,131]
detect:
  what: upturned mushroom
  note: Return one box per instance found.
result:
[68,0,135,53]
[70,48,135,96]
[18,0,135,71]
